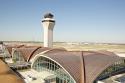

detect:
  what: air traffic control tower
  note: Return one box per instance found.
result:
[42,13,55,47]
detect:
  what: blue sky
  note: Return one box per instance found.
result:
[0,0,125,43]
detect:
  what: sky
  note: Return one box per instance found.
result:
[0,0,125,43]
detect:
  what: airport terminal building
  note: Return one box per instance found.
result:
[2,43,125,83]
[31,49,125,83]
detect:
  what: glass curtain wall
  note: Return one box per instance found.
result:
[13,51,25,63]
[32,56,75,83]
[3,47,11,58]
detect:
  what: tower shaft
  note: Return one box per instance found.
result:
[43,22,55,47]
[42,13,55,48]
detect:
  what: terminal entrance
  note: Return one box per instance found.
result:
[32,56,75,83]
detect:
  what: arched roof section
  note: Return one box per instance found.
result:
[83,51,122,83]
[0,59,25,83]
[27,47,52,61]
[27,47,66,62]
[13,46,66,62]
[5,45,24,56]
[13,46,41,61]
[32,50,122,83]
[32,51,83,83]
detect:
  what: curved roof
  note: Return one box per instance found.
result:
[35,50,122,83]
[13,46,41,61]
[13,46,66,62]
[0,59,25,83]
[5,45,24,55]
[83,51,120,83]
[27,47,58,62]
